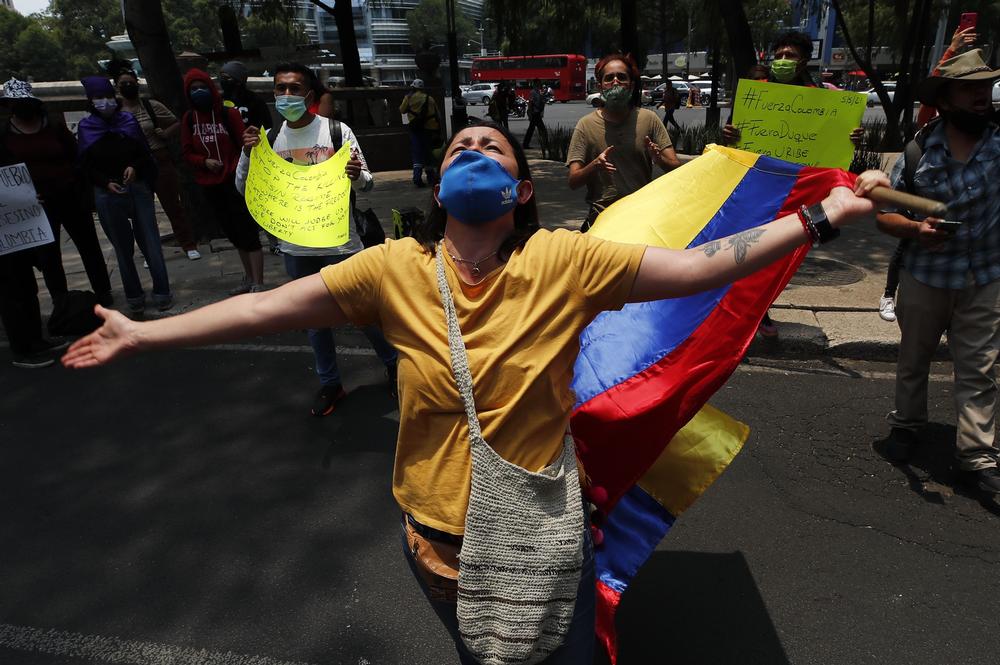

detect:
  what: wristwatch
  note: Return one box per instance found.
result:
[804,203,840,245]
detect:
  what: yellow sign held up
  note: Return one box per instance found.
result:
[731,79,866,169]
[244,128,352,248]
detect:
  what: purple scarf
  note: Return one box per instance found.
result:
[77,110,148,156]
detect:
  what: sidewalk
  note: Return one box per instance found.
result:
[27,154,921,363]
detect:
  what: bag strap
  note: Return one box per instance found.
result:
[435,244,484,444]
[141,98,159,130]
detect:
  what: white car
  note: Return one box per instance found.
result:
[462,83,498,105]
[993,80,1000,104]
[864,82,896,107]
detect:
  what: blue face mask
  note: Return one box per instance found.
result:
[189,87,212,111]
[437,149,522,225]
[275,95,308,121]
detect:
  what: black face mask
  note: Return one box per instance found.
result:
[118,81,139,100]
[945,108,991,136]
[220,79,237,98]
[11,99,42,120]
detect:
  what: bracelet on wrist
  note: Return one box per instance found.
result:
[797,206,820,245]
[800,203,840,246]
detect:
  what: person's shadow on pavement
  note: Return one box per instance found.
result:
[872,423,1000,516]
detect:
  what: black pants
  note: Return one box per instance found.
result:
[663,108,681,132]
[524,112,548,148]
[884,238,910,298]
[203,180,262,251]
[0,249,44,355]
[32,189,112,301]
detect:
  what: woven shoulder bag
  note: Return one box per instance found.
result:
[435,245,584,665]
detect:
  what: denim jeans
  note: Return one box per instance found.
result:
[401,518,596,665]
[93,182,171,307]
[283,253,397,386]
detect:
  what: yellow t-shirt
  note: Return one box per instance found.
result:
[321,229,645,534]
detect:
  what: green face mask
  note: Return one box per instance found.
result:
[601,84,631,112]
[770,58,799,83]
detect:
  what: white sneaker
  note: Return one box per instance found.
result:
[879,296,896,322]
[186,249,202,260]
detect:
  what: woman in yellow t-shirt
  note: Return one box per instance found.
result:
[63,120,888,663]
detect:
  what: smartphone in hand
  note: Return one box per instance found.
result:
[959,12,978,32]
[934,219,962,233]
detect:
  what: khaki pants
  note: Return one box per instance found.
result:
[888,270,1000,470]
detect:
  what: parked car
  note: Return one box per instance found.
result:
[864,82,896,107]
[650,81,695,106]
[462,82,498,105]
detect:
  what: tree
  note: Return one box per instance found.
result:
[830,0,938,148]
[0,7,31,80]
[15,23,68,82]
[242,13,308,49]
[47,0,122,77]
[407,0,474,52]
[123,0,186,114]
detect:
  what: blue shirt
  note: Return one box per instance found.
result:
[887,122,1000,289]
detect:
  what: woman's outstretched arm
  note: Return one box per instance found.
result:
[62,274,346,369]
[628,171,889,303]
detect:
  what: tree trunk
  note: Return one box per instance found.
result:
[122,0,185,114]
[718,0,757,96]
[621,0,638,58]
[311,0,364,86]
[122,0,212,241]
[659,0,668,79]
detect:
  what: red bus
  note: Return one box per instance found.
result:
[470,54,587,102]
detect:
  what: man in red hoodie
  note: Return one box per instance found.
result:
[181,69,265,293]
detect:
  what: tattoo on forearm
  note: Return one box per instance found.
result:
[701,240,722,257]
[727,228,766,264]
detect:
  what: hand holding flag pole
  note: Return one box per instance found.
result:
[865,186,949,219]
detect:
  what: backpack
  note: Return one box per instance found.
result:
[901,117,939,194]
[267,119,385,248]
[47,291,102,336]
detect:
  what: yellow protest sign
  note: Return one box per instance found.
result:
[731,79,866,169]
[244,128,352,248]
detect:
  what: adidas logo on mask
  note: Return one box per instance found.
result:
[500,186,514,206]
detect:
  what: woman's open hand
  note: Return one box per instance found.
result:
[62,306,140,369]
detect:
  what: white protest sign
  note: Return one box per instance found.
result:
[0,163,53,257]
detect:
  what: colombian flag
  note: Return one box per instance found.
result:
[570,145,855,662]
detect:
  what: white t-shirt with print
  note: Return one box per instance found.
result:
[235,114,373,256]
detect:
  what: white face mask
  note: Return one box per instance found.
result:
[92,97,117,113]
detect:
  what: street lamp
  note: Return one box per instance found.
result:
[477,18,490,57]
[467,38,485,57]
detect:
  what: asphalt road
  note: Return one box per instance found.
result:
[445,99,892,136]
[2,346,998,665]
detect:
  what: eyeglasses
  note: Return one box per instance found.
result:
[601,72,630,84]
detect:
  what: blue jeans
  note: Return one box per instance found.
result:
[93,182,171,307]
[409,128,430,169]
[284,253,397,386]
[402,518,596,665]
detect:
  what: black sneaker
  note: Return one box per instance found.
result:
[386,362,399,398]
[311,384,346,417]
[959,466,1000,494]
[885,428,918,463]
[31,338,70,354]
[11,353,55,369]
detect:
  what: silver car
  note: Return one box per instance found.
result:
[462,83,498,106]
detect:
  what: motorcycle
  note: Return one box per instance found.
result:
[509,95,528,119]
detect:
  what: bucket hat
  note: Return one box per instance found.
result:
[917,49,1000,105]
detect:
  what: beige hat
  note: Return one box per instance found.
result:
[917,49,1000,105]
